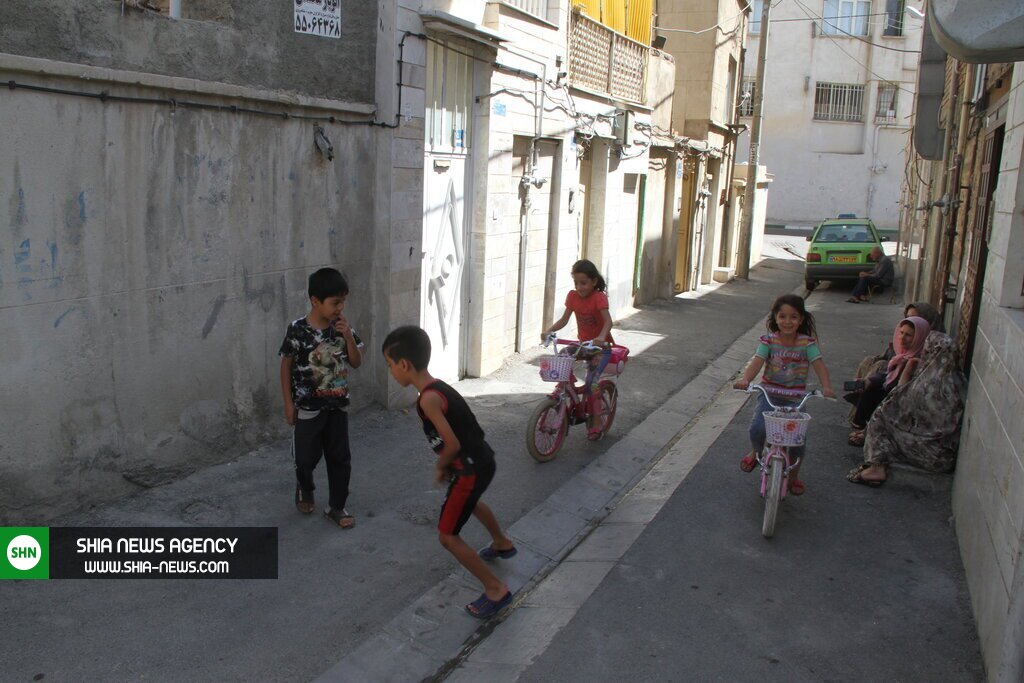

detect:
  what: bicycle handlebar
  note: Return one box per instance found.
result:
[738,384,827,411]
[542,335,605,356]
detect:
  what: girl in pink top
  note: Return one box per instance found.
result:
[541,260,614,440]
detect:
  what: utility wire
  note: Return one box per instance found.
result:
[655,0,751,34]
[803,10,922,53]
[790,0,919,96]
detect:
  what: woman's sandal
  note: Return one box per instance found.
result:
[789,478,806,496]
[848,430,865,447]
[295,487,315,515]
[847,464,885,487]
[324,507,356,529]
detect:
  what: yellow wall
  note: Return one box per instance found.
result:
[572,0,652,43]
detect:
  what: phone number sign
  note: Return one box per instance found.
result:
[295,0,341,39]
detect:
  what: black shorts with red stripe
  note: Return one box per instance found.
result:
[438,456,496,535]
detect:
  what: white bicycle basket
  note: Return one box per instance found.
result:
[763,410,811,446]
[539,355,574,382]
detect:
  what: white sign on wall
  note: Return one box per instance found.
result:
[295,0,341,39]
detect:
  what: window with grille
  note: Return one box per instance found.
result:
[813,82,865,122]
[822,0,870,36]
[424,40,475,153]
[504,0,550,22]
[875,82,898,123]
[739,78,756,117]
[883,0,905,36]
[749,0,763,34]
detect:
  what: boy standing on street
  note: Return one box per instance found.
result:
[279,268,363,529]
[381,325,517,619]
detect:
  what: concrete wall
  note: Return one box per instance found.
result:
[376,0,426,407]
[953,63,1024,679]
[0,68,380,523]
[0,2,388,522]
[734,163,771,263]
[736,0,923,230]
[658,0,747,138]
[0,0,376,103]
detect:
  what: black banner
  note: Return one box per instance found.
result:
[49,527,277,579]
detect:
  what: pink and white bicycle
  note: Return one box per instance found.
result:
[526,334,630,462]
[740,384,824,538]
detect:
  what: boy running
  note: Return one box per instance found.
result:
[381,325,516,618]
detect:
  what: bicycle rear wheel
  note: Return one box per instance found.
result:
[762,455,784,538]
[527,398,568,463]
[596,380,618,435]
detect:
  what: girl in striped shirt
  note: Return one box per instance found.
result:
[734,294,835,495]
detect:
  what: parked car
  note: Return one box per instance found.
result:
[804,214,888,291]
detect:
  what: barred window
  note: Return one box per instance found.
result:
[425,40,474,153]
[738,78,756,117]
[814,82,865,122]
[875,82,898,123]
[883,0,905,36]
[748,0,763,35]
[822,0,870,36]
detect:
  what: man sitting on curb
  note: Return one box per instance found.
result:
[847,246,894,303]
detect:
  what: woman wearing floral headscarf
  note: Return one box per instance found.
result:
[847,332,966,486]
[846,316,931,446]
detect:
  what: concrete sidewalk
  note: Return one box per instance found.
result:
[2,259,810,682]
[446,286,984,681]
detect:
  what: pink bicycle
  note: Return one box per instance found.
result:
[526,334,630,462]
[740,384,824,538]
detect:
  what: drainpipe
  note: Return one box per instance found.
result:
[512,54,548,352]
[936,66,973,315]
[169,0,182,19]
[920,66,956,305]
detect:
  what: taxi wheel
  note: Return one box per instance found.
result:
[804,278,819,291]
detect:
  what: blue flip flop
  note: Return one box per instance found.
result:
[466,590,513,619]
[478,544,518,561]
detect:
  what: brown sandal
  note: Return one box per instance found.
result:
[295,487,315,515]
[324,507,355,529]
[848,430,865,447]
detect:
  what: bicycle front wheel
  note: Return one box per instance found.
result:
[527,398,568,463]
[762,456,784,538]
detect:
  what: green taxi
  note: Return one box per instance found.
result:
[804,215,888,290]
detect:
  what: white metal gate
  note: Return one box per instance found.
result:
[421,157,467,380]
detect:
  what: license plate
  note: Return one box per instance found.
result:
[829,256,858,264]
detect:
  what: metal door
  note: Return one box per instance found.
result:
[957,124,1003,373]
[422,156,468,381]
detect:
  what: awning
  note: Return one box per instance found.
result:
[929,0,1024,63]
[419,10,508,48]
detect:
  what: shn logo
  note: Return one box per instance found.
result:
[0,527,49,579]
[8,535,41,571]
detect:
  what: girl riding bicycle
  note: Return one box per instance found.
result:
[541,259,614,441]
[733,294,835,494]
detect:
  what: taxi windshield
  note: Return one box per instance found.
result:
[814,223,875,243]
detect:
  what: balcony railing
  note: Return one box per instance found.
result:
[568,9,647,103]
[502,0,550,21]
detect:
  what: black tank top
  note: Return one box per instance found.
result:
[416,380,494,475]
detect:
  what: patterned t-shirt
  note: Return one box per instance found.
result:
[279,318,363,411]
[755,332,821,398]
